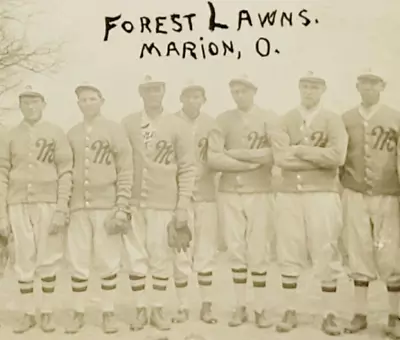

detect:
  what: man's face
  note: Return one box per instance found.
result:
[181,89,205,119]
[77,89,104,118]
[230,83,256,110]
[356,77,385,106]
[19,96,45,123]
[139,84,165,108]
[299,81,326,109]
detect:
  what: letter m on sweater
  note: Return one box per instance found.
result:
[36,138,55,163]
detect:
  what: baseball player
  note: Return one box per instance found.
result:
[122,75,196,331]
[340,70,400,337]
[0,85,73,334]
[207,75,277,328]
[270,72,348,336]
[171,80,219,324]
[64,84,133,334]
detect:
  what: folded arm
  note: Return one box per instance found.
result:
[207,123,259,172]
[294,115,348,168]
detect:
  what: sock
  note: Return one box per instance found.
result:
[41,275,56,314]
[175,278,189,309]
[282,275,299,311]
[101,274,117,312]
[387,282,400,316]
[321,280,338,317]
[19,280,35,315]
[197,271,213,303]
[152,276,169,308]
[354,280,369,315]
[71,276,88,313]
[130,274,147,308]
[252,271,267,313]
[232,268,247,307]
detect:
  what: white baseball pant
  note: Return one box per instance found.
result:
[126,207,192,279]
[9,203,63,281]
[173,201,219,279]
[342,188,400,283]
[66,209,122,280]
[275,192,343,282]
[218,193,275,273]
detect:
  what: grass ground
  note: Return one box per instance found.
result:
[0,252,394,340]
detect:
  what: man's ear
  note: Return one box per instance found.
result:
[379,81,387,92]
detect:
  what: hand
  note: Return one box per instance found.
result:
[174,208,188,229]
[49,211,68,236]
[115,210,129,221]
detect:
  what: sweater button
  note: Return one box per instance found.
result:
[296,174,301,180]
[363,121,368,128]
[297,184,302,190]
[84,180,89,186]
[85,201,90,207]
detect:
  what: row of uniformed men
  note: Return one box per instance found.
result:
[0,70,399,338]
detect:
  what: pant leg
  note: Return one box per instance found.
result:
[145,209,175,307]
[275,193,308,277]
[66,210,92,283]
[92,209,123,278]
[218,193,247,270]
[123,206,148,277]
[192,201,219,274]
[368,195,400,283]
[342,189,376,282]
[245,193,275,273]
[31,203,64,278]
[8,204,37,282]
[146,209,175,279]
[304,192,344,283]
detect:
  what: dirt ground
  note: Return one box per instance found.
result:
[0,252,393,340]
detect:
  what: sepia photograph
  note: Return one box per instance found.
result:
[0,0,399,339]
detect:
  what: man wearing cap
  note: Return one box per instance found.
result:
[207,75,277,328]
[270,72,348,335]
[0,85,73,333]
[340,70,400,336]
[64,83,133,334]
[122,75,196,331]
[170,80,219,324]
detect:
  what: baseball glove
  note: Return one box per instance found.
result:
[104,209,132,235]
[167,218,192,252]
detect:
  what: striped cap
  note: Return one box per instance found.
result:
[357,68,384,82]
[19,84,45,100]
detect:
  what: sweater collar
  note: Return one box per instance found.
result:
[298,103,322,127]
[358,102,381,121]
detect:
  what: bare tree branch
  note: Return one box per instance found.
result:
[0,0,64,99]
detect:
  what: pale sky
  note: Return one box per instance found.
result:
[1,0,399,130]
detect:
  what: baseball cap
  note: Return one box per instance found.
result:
[19,84,45,100]
[75,82,103,98]
[139,74,165,89]
[299,71,326,85]
[181,79,206,96]
[357,68,384,82]
[229,74,257,90]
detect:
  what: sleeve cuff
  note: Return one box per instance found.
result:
[176,196,191,210]
[116,196,130,209]
[56,200,69,214]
